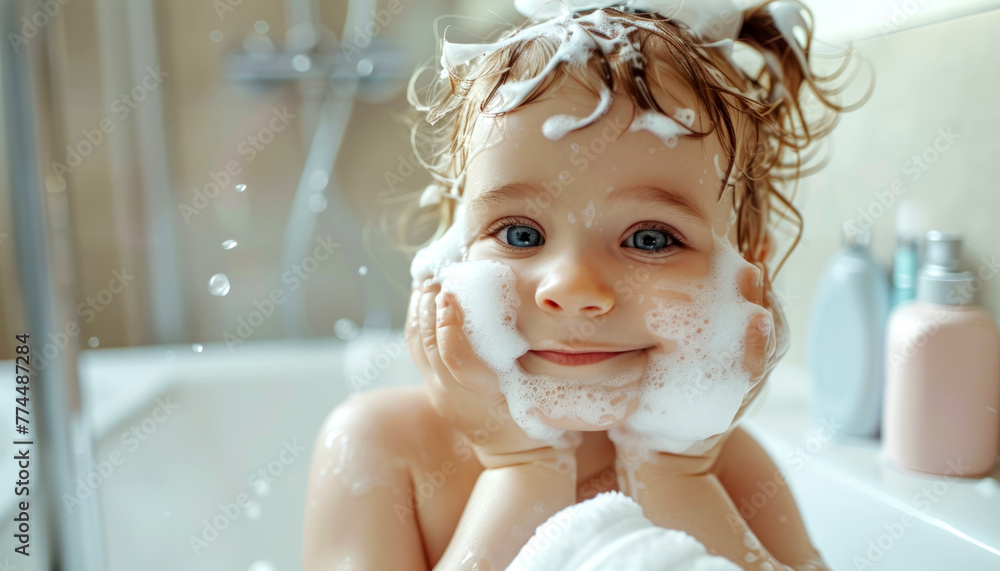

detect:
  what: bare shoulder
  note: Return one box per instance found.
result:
[303,386,480,570]
[313,385,452,454]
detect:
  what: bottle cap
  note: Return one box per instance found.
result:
[924,231,962,272]
[841,221,870,249]
[916,268,974,305]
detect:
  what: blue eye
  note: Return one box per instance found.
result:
[501,225,544,248]
[623,228,677,251]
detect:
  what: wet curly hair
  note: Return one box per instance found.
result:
[387,0,871,281]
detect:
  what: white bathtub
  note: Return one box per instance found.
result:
[2,332,998,570]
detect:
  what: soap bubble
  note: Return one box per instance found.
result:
[247,560,275,571]
[245,500,261,520]
[253,20,269,34]
[208,273,231,296]
[292,54,312,72]
[165,350,176,361]
[222,240,238,250]
[253,479,271,497]
[334,318,358,340]
[192,344,204,353]
[88,337,99,348]
[308,194,328,213]
[358,265,368,276]
[210,30,223,42]
[309,169,329,191]
[235,183,247,192]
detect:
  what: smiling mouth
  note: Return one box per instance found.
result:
[529,349,646,366]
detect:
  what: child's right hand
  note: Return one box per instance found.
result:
[405,279,581,469]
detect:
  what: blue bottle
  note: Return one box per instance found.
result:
[807,223,891,438]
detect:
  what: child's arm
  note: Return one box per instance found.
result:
[712,426,829,570]
[436,450,577,569]
[412,283,581,569]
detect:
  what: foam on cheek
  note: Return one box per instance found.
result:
[439,260,640,445]
[410,203,636,445]
[626,234,773,454]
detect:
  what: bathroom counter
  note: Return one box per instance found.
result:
[745,362,1000,568]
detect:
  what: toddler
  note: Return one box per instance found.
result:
[304,1,865,569]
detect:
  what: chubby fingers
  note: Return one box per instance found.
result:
[737,264,765,306]
[743,311,776,379]
[435,290,501,395]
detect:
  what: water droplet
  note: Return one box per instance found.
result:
[358,265,368,276]
[88,337,100,348]
[253,20,269,34]
[309,170,329,191]
[292,53,312,72]
[245,500,262,520]
[208,273,231,296]
[192,344,204,353]
[235,183,247,192]
[253,479,271,497]
[334,318,358,340]
[308,194,328,213]
[222,239,238,250]
[210,30,223,42]
[356,58,374,77]
[247,560,276,571]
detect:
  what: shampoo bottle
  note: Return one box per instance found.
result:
[807,223,890,438]
[883,231,1000,477]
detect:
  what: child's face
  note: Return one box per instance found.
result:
[462,80,750,431]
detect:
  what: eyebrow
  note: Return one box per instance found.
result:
[467,182,537,218]
[608,185,708,224]
[467,182,708,224]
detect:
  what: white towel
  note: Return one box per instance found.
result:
[507,491,741,571]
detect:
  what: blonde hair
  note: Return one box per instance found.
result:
[389,1,871,280]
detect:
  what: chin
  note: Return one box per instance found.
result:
[536,394,640,431]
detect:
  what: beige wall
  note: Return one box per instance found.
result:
[773,8,1000,369]
[2,1,999,362]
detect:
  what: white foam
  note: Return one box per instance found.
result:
[443,9,689,141]
[582,200,596,228]
[610,234,772,454]
[629,110,691,148]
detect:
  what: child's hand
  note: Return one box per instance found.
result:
[609,263,787,470]
[405,279,581,469]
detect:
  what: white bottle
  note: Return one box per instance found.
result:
[807,224,890,438]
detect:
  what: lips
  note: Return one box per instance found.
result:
[529,348,645,366]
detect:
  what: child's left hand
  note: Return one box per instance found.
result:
[609,263,786,472]
[605,264,794,567]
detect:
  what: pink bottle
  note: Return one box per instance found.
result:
[883,232,1000,478]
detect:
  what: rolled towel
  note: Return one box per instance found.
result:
[507,491,741,571]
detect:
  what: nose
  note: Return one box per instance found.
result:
[534,257,615,318]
